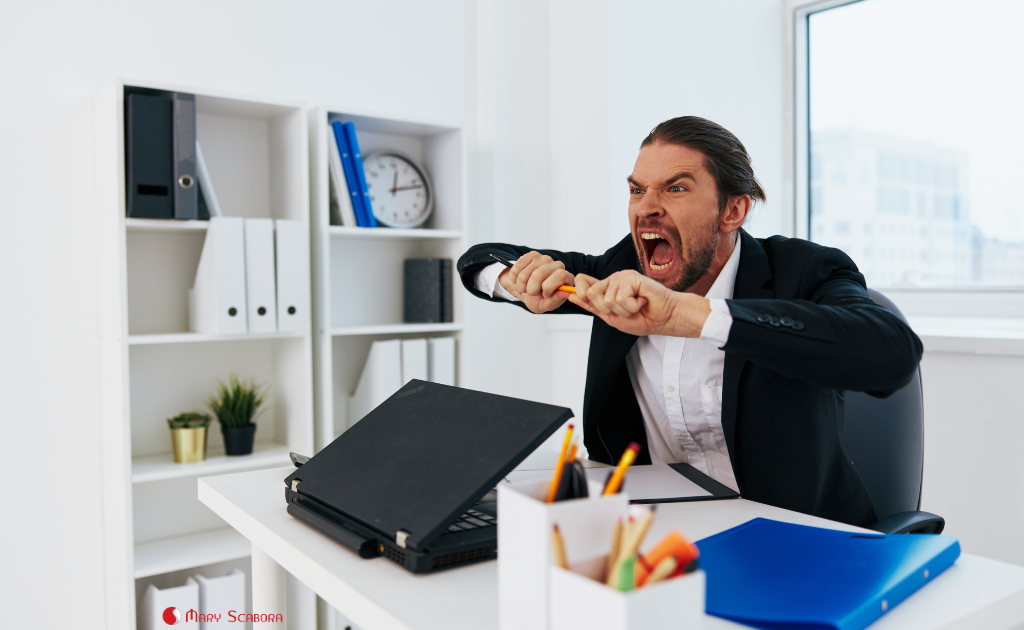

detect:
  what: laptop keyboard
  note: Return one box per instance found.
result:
[442,509,497,535]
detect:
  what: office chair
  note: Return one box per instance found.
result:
[841,289,945,535]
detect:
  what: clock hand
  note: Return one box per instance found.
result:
[391,171,398,196]
[391,183,424,193]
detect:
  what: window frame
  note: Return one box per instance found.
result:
[785,0,1024,318]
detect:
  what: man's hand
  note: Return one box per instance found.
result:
[498,251,575,314]
[568,270,712,338]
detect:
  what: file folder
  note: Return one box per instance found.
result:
[696,518,961,630]
[194,569,245,630]
[327,124,357,227]
[171,92,198,220]
[195,140,223,218]
[330,121,369,227]
[189,216,247,335]
[243,218,278,333]
[341,121,377,227]
[125,92,174,219]
[349,339,402,425]
[401,338,428,385]
[274,219,309,334]
[428,337,456,386]
[140,579,200,630]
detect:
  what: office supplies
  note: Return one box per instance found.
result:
[189,216,247,335]
[603,442,640,495]
[330,121,369,227]
[125,92,174,219]
[487,253,576,293]
[404,258,454,323]
[327,124,357,227]
[195,140,223,218]
[427,337,456,386]
[274,219,309,334]
[605,518,623,586]
[643,556,678,586]
[547,424,575,503]
[349,339,402,425]
[194,569,245,630]
[585,463,740,503]
[634,530,699,587]
[140,579,200,630]
[285,380,574,573]
[171,92,198,220]
[696,518,961,630]
[401,338,428,385]
[552,524,569,569]
[243,218,278,333]
[362,151,435,228]
[341,121,377,227]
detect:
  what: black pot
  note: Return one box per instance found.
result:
[221,424,256,456]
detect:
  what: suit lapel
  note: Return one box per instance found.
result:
[721,230,774,475]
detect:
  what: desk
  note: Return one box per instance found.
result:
[199,459,1024,630]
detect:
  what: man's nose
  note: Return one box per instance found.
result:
[635,189,665,218]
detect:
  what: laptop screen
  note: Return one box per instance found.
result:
[285,380,573,551]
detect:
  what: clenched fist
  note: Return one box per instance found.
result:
[498,251,576,314]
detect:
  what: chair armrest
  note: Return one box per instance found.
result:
[868,511,945,534]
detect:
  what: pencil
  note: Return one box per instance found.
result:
[624,506,656,559]
[567,441,578,463]
[546,424,575,503]
[602,442,641,495]
[642,556,678,587]
[487,253,575,293]
[604,517,623,585]
[552,524,569,569]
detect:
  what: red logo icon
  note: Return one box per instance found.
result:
[162,607,181,625]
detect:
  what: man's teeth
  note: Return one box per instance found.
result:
[640,233,664,240]
[650,263,669,270]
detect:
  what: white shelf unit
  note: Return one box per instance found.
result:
[310,107,467,450]
[95,79,315,629]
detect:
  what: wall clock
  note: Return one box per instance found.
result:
[363,152,435,229]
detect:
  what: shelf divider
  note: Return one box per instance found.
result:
[134,528,251,578]
[132,443,294,483]
[128,331,303,346]
[330,322,463,337]
[327,226,462,240]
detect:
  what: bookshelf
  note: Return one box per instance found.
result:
[309,106,467,451]
[95,79,315,629]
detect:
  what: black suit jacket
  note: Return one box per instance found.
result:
[458,230,923,526]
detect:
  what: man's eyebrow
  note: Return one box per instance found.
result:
[626,172,697,190]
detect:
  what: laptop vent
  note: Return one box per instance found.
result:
[385,546,406,566]
[431,546,494,569]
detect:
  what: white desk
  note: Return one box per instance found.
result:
[199,461,1024,630]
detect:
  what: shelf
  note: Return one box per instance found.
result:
[908,316,1024,357]
[327,226,462,240]
[330,322,463,337]
[128,331,303,345]
[126,218,210,233]
[134,528,251,579]
[132,443,294,483]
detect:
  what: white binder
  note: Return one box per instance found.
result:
[349,339,402,425]
[243,218,278,333]
[401,338,428,385]
[189,216,247,335]
[274,219,310,334]
[328,125,357,227]
[194,569,246,629]
[140,579,200,630]
[428,337,456,386]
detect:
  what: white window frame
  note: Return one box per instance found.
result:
[784,0,1024,320]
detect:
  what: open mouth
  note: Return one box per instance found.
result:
[639,232,676,273]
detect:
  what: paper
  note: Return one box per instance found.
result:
[502,464,712,502]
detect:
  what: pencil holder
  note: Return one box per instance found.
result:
[549,565,706,630]
[497,478,628,630]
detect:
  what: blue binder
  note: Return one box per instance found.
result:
[341,121,377,228]
[330,121,370,227]
[696,518,960,630]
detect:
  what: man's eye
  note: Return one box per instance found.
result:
[669,186,686,192]
[630,188,644,195]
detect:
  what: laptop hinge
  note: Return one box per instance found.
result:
[291,479,300,493]
[396,530,411,549]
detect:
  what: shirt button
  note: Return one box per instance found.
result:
[667,385,676,393]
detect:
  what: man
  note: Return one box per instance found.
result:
[458,116,922,527]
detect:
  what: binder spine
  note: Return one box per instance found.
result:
[172,92,198,220]
[342,122,377,227]
[125,93,174,219]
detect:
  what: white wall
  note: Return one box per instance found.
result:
[0,2,476,627]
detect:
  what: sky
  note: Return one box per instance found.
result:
[809,0,1024,242]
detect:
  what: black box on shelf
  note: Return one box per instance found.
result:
[404,258,453,323]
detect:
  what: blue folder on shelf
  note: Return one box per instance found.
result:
[330,121,371,227]
[341,121,377,228]
[696,518,960,630]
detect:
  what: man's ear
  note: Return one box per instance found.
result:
[719,195,751,234]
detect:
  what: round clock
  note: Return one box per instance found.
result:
[363,152,435,229]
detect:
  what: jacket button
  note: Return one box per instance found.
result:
[780,316,794,327]
[757,314,770,323]
[769,317,781,326]
[792,321,805,330]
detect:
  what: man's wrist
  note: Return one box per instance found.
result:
[667,292,711,338]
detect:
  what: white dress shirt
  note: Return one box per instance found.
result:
[474,239,740,491]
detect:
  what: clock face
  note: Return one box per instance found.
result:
[363,152,434,229]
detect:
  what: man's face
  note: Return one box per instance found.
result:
[628,142,721,292]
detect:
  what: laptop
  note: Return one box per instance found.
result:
[284,379,573,574]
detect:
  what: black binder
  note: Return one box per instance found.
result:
[404,258,453,323]
[171,92,198,220]
[125,93,174,219]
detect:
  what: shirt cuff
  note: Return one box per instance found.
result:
[475,261,520,301]
[699,298,733,347]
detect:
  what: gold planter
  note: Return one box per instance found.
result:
[170,426,208,463]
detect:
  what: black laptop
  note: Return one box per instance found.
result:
[284,379,573,574]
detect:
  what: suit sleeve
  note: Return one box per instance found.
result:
[723,247,923,396]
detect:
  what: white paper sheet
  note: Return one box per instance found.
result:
[501,464,712,502]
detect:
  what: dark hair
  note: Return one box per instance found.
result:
[641,116,766,211]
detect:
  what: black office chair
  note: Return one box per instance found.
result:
[841,289,945,535]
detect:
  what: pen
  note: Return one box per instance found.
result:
[488,253,576,293]
[546,424,575,503]
[602,442,640,495]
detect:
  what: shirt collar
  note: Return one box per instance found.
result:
[704,235,742,300]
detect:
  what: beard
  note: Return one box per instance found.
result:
[636,214,719,292]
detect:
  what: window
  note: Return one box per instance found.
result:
[806,0,1024,288]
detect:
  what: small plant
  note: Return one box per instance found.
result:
[206,375,270,428]
[167,412,211,430]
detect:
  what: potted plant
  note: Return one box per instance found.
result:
[207,375,269,456]
[167,412,211,463]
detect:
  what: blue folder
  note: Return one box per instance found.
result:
[341,121,377,228]
[696,518,960,630]
[330,121,370,227]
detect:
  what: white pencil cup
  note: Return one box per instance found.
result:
[497,478,628,630]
